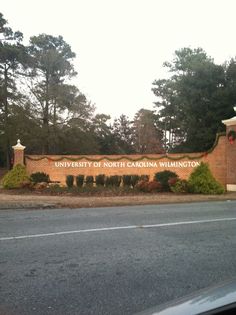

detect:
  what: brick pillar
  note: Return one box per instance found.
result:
[222,107,236,191]
[12,139,26,166]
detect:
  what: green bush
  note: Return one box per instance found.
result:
[86,175,94,187]
[131,175,140,187]
[188,162,225,195]
[122,175,132,187]
[154,170,178,191]
[95,174,105,186]
[106,175,121,187]
[30,172,50,183]
[171,179,189,193]
[2,164,29,189]
[66,175,74,188]
[76,175,84,187]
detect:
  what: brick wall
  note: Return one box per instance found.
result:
[24,134,227,186]
[226,125,236,185]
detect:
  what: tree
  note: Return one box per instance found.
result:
[0,13,27,168]
[112,114,134,153]
[132,109,164,153]
[152,47,235,152]
[27,34,77,154]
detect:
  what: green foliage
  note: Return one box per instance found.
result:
[66,175,74,188]
[131,175,140,187]
[154,170,178,191]
[188,163,225,194]
[2,164,29,189]
[105,175,121,187]
[140,175,149,181]
[122,175,132,187]
[95,174,105,186]
[85,176,94,187]
[171,179,189,193]
[30,172,50,183]
[132,109,164,153]
[76,175,84,187]
[152,47,236,152]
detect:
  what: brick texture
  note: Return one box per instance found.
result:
[24,135,228,186]
[226,125,236,185]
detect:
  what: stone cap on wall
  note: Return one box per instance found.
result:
[222,106,236,126]
[12,139,26,151]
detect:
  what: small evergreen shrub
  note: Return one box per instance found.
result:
[131,175,140,187]
[86,176,94,187]
[2,164,29,189]
[188,162,225,195]
[154,170,178,191]
[122,175,132,187]
[95,174,105,186]
[171,179,189,193]
[140,175,149,181]
[30,172,50,183]
[76,175,84,187]
[66,175,74,188]
[111,175,122,187]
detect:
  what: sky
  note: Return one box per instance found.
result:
[1,0,236,119]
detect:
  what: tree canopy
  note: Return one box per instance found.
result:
[0,12,235,168]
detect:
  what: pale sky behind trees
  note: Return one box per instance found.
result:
[1,0,236,119]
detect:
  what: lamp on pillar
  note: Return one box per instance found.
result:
[222,107,236,191]
[12,139,26,167]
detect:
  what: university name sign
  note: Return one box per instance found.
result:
[54,160,201,168]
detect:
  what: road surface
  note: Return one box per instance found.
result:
[1,201,236,314]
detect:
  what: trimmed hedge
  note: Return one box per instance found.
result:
[105,175,121,187]
[188,162,225,195]
[76,175,84,187]
[86,176,94,187]
[95,174,105,186]
[66,175,74,188]
[30,172,50,183]
[2,164,29,189]
[122,175,132,187]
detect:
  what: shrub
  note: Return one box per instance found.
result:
[136,180,161,193]
[122,175,132,187]
[140,175,149,181]
[95,174,105,186]
[188,162,225,195]
[131,175,140,187]
[66,175,74,188]
[105,175,121,187]
[30,172,50,183]
[76,175,84,187]
[145,181,162,193]
[171,179,189,193]
[86,175,94,187]
[168,177,178,187]
[2,164,29,189]
[154,170,178,191]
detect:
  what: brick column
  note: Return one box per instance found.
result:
[222,107,236,191]
[12,139,26,166]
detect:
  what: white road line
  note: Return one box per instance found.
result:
[1,217,236,241]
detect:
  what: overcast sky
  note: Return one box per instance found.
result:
[1,0,236,119]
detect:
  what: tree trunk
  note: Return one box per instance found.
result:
[42,74,50,154]
[4,65,11,169]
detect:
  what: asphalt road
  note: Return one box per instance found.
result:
[1,201,236,315]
